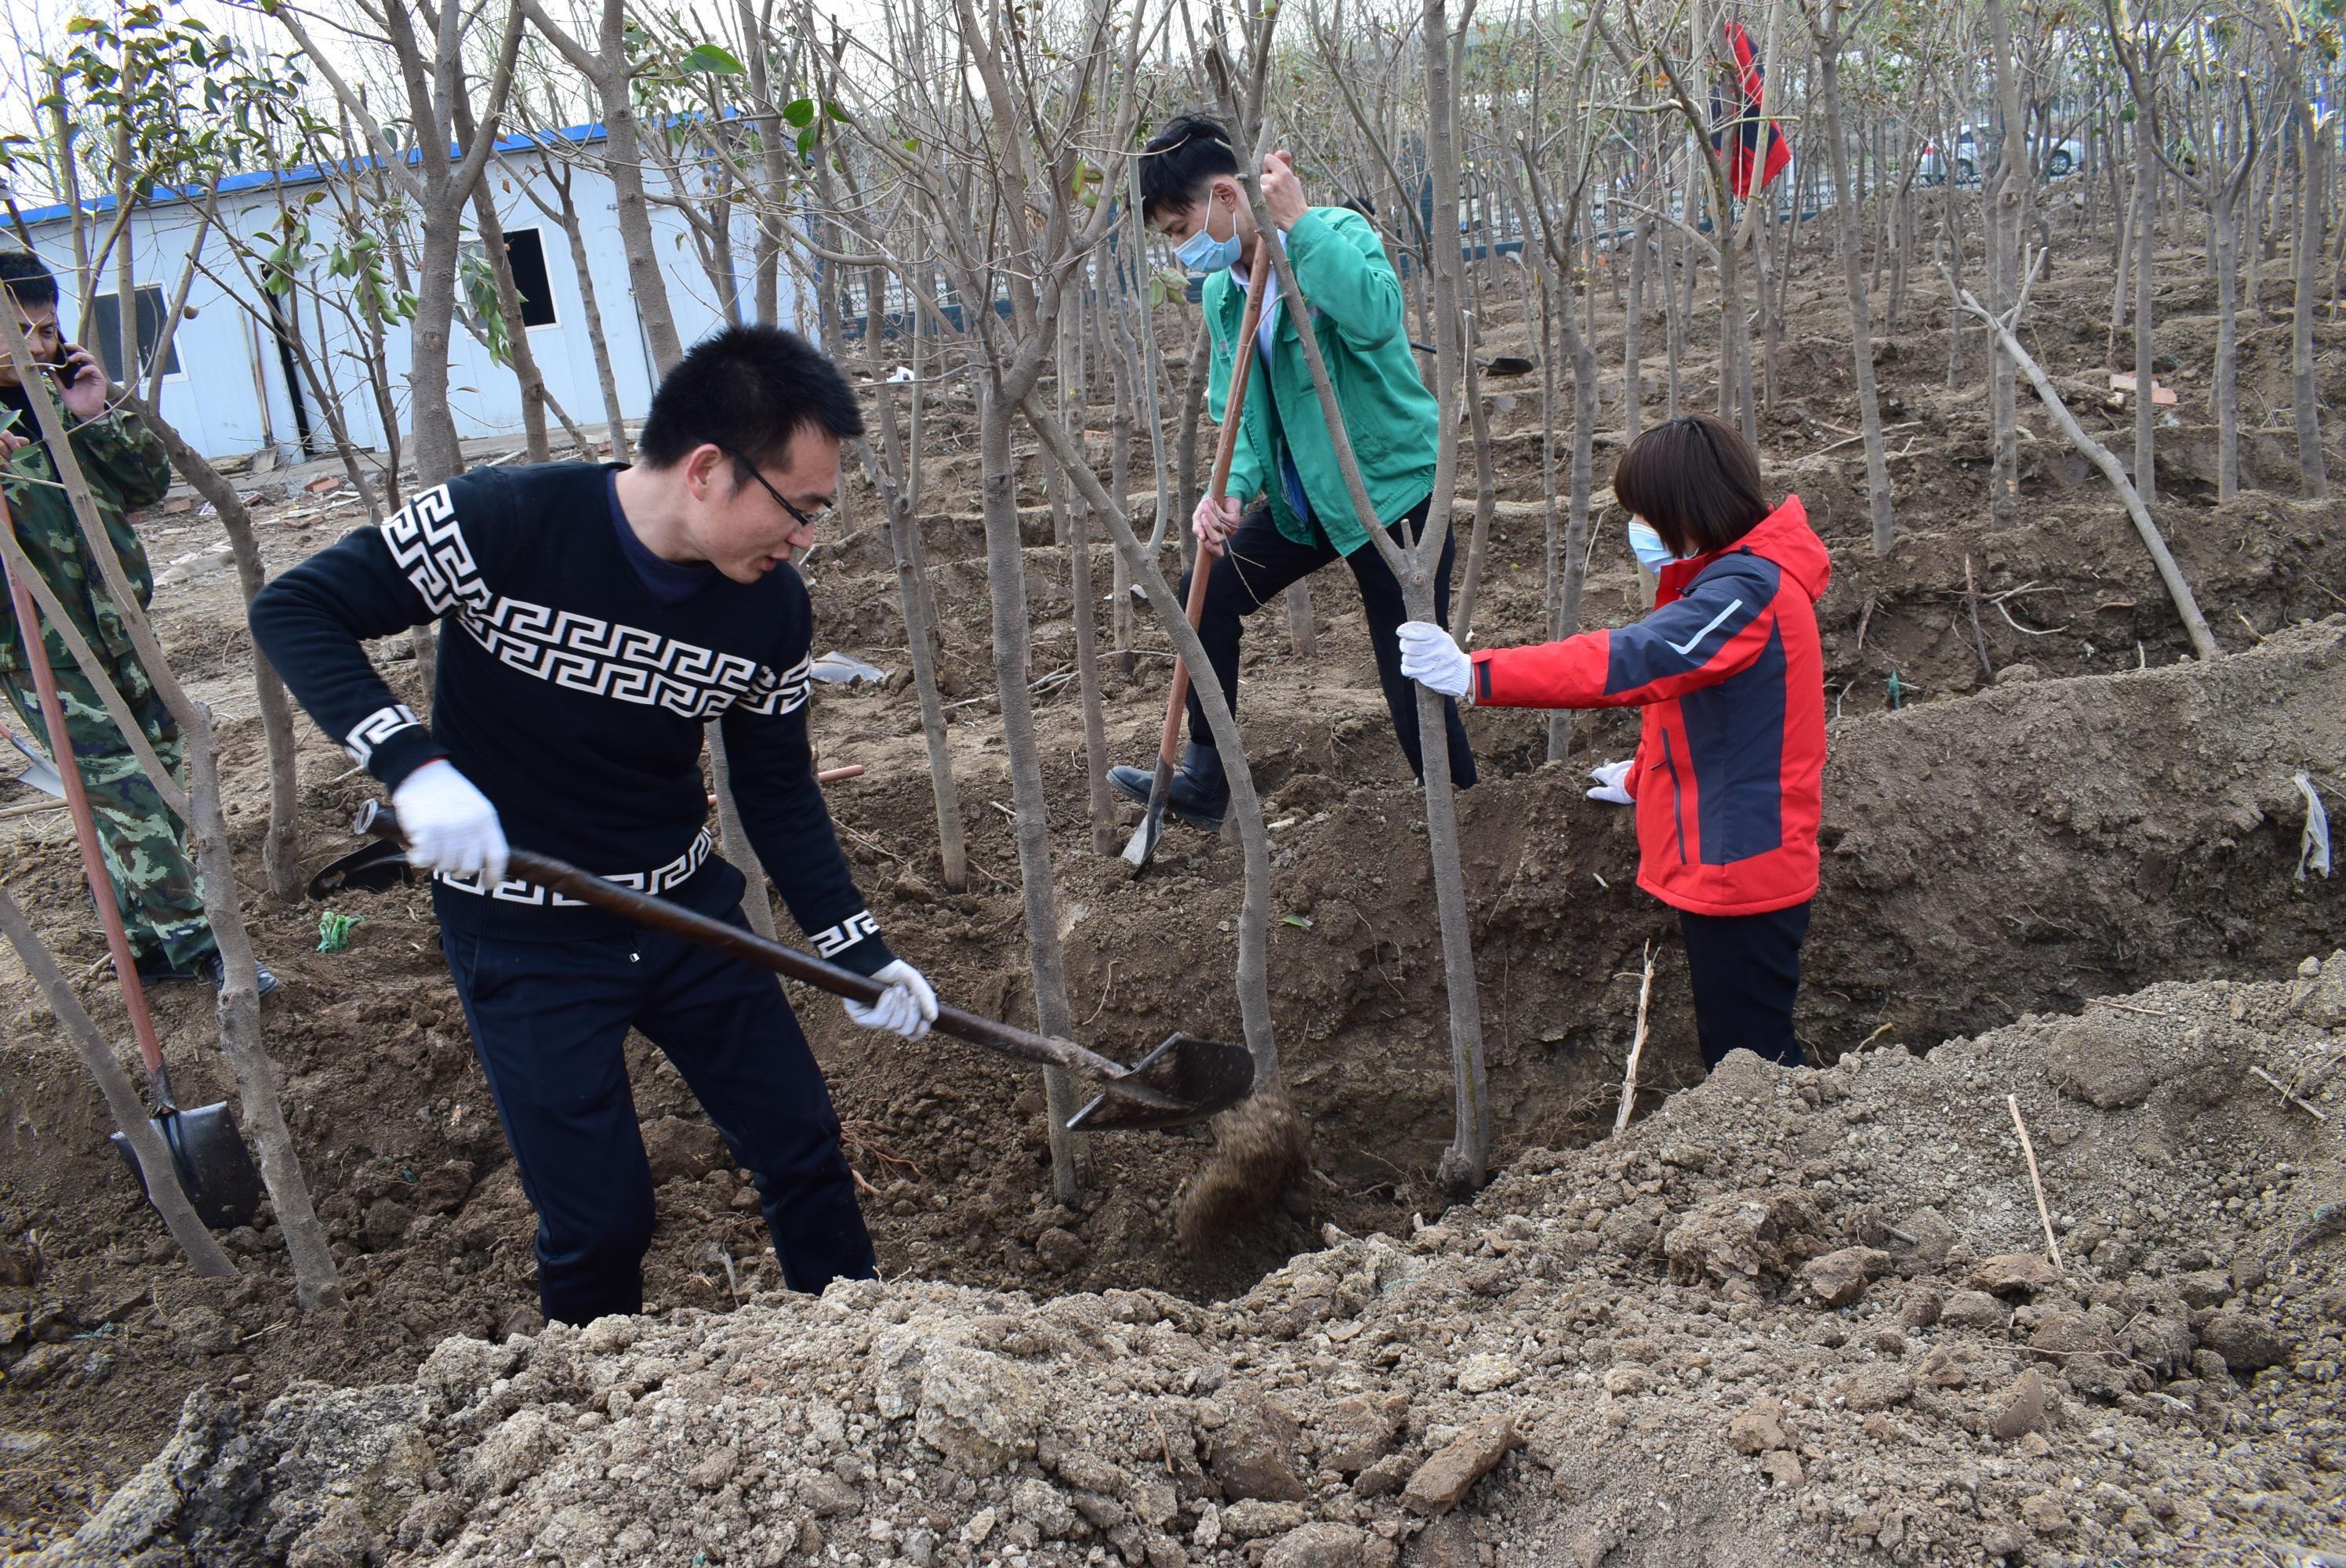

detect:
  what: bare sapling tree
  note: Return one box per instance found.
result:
[269,0,527,490]
[1233,0,1490,1192]
[1981,0,2030,524]
[1508,4,1606,764]
[1801,0,1898,553]
[510,111,632,459]
[793,0,1157,1199]
[515,0,688,376]
[2107,5,2258,502]
[0,303,341,1309]
[2261,3,2327,496]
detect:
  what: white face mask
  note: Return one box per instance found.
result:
[1626,519,1680,572]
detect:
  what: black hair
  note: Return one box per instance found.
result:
[1138,113,1241,225]
[0,250,59,308]
[637,324,864,475]
[1611,412,1770,557]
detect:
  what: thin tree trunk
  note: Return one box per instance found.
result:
[1174,318,1208,547]
[2134,126,2159,504]
[1058,445,1117,858]
[1623,216,1648,442]
[1413,0,1489,1195]
[2290,96,2328,496]
[707,727,778,938]
[1537,263,1562,764]
[1985,0,2028,527]
[2213,191,2242,501]
[1662,223,1683,419]
[1453,348,1499,641]
[1817,38,1894,555]
[978,381,1083,1201]
[523,157,632,459]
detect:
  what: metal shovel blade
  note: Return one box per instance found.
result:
[307,837,412,898]
[109,1103,264,1231]
[4,730,62,799]
[1120,758,1175,873]
[1068,1033,1255,1132]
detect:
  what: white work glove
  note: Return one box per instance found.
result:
[1587,760,1634,806]
[845,958,937,1040]
[1396,621,1473,699]
[391,759,509,883]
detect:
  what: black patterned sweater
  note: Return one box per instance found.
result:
[248,461,893,971]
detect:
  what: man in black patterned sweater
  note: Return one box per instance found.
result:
[250,326,935,1326]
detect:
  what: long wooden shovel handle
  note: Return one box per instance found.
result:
[354,804,1184,1109]
[0,492,173,1102]
[1157,245,1274,766]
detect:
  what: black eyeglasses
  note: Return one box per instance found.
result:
[721,446,831,533]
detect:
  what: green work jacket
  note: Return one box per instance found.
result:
[1202,205,1438,557]
[0,387,173,685]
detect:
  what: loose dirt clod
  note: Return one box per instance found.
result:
[1175,1087,1310,1254]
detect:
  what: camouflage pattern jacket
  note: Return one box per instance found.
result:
[0,386,174,689]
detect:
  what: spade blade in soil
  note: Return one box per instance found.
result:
[108,1102,264,1231]
[1068,1033,1255,1132]
[1120,754,1177,873]
[1120,801,1168,874]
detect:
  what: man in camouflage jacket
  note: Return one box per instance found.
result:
[0,249,272,993]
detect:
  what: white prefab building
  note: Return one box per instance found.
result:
[13,123,801,463]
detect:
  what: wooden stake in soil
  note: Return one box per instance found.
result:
[1614,942,1657,1136]
[2006,1094,2063,1270]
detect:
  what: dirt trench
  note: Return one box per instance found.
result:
[27,960,2346,1568]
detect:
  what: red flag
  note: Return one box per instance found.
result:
[1716,20,1790,198]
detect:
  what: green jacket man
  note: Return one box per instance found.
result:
[1106,116,1476,833]
[0,249,274,993]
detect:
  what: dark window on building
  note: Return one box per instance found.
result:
[91,284,180,379]
[503,228,557,328]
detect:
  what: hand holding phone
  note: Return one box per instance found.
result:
[53,343,107,419]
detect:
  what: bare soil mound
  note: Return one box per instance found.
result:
[31,962,2346,1568]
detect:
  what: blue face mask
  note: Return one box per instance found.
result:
[1175,196,1241,274]
[1626,519,1678,572]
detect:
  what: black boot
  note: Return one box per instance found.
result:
[1107,741,1229,833]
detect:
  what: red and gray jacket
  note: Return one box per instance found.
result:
[1471,496,1830,916]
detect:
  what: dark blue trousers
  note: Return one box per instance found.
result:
[1180,494,1476,788]
[1680,901,1811,1069]
[441,904,876,1326]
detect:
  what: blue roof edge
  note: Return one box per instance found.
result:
[9,117,614,229]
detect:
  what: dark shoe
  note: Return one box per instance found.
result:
[201,952,278,999]
[1107,742,1228,833]
[133,949,188,984]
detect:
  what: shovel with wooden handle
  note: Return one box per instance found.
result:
[1122,245,1274,874]
[0,504,262,1231]
[353,804,1254,1131]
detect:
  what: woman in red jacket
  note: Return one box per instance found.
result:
[1397,414,1831,1069]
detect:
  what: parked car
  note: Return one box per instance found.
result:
[1919,127,2084,184]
